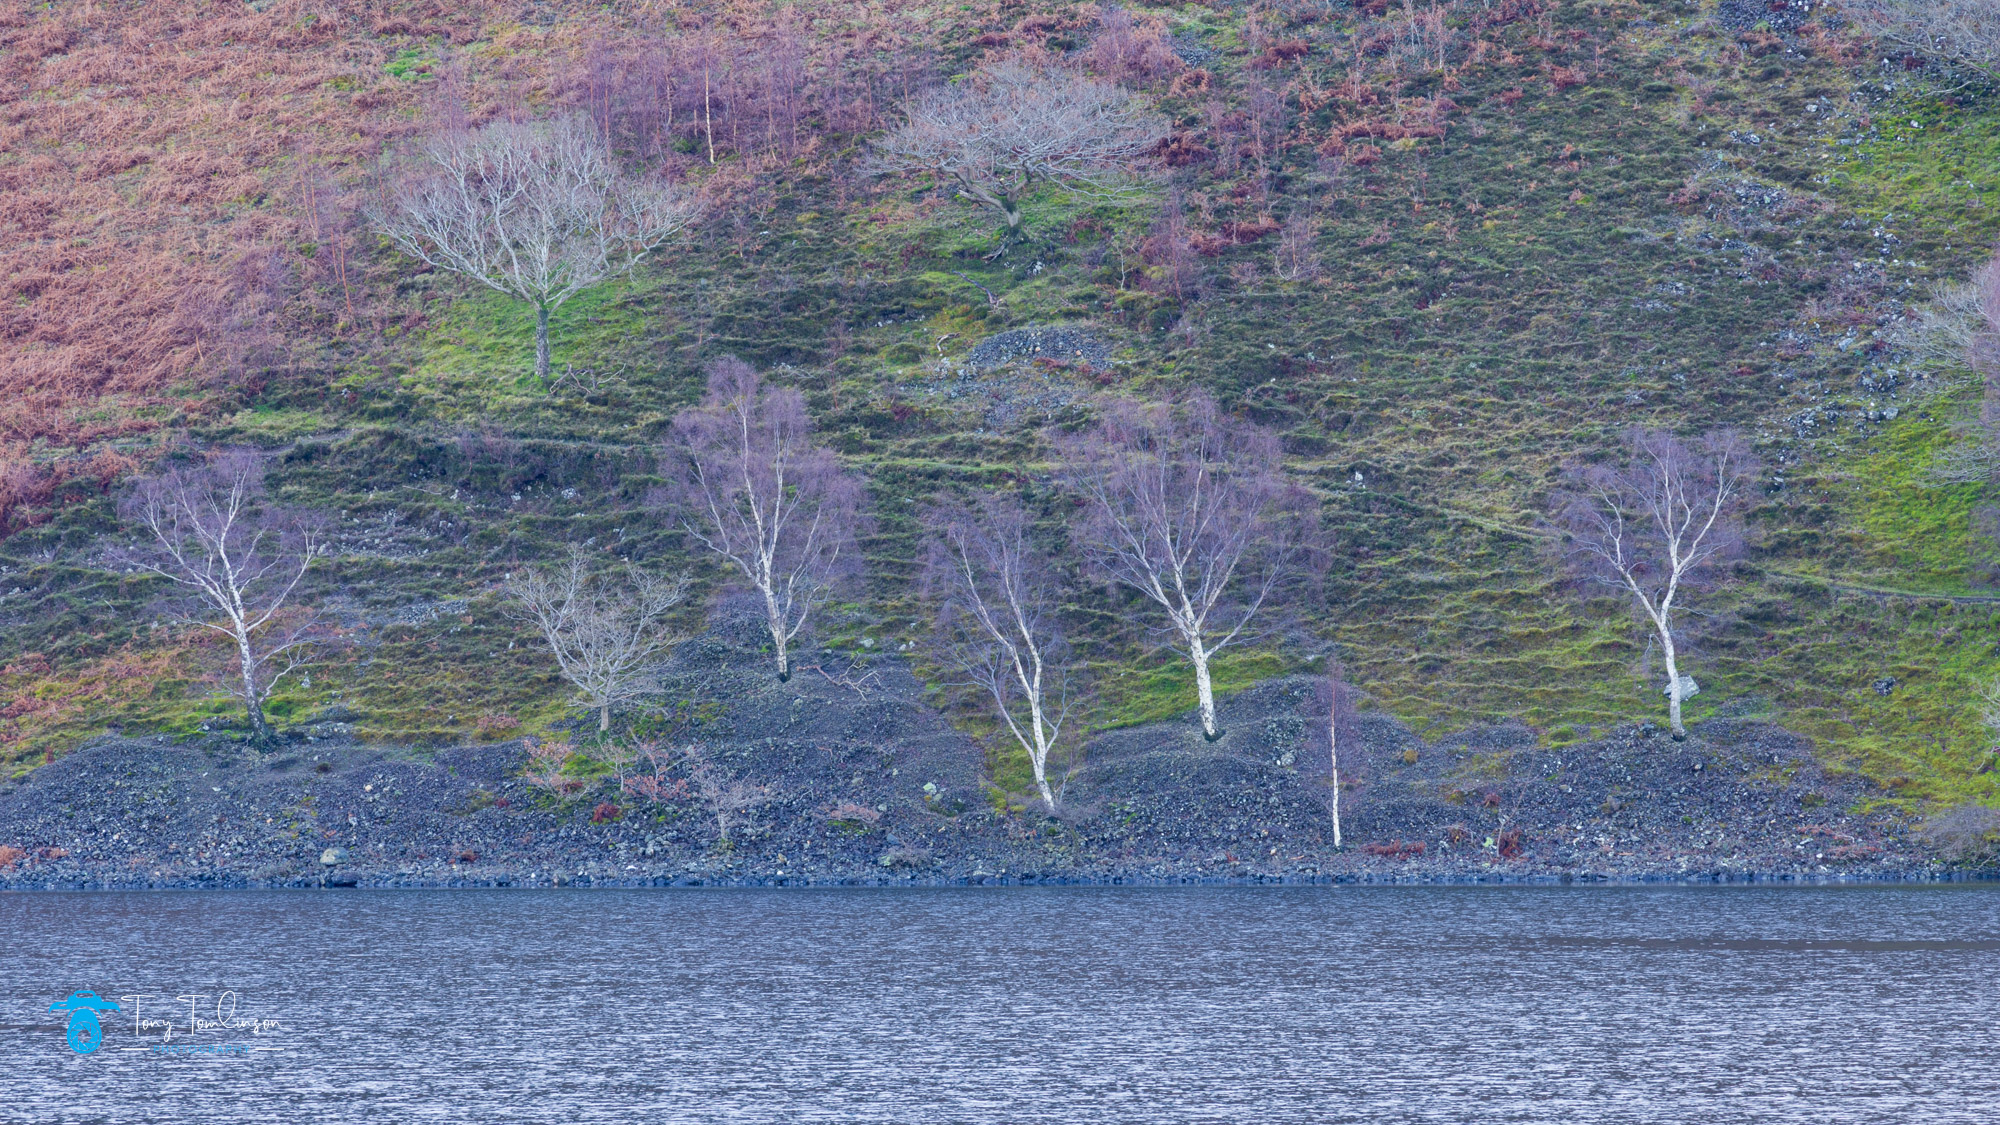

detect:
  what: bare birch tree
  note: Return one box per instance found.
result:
[367,114,699,381]
[1553,428,1757,740]
[871,59,1167,229]
[116,450,325,743]
[1059,394,1320,741]
[681,742,771,846]
[505,545,690,732]
[1310,666,1359,849]
[921,492,1071,806]
[1845,1,2000,81]
[1904,252,2000,483]
[663,357,866,681]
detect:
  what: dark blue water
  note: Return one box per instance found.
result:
[2,886,1996,1123]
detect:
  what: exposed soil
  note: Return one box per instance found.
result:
[0,630,1972,890]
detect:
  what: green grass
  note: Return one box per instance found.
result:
[5,0,2000,813]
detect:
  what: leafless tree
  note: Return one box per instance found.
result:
[871,59,1167,229]
[1273,206,1322,282]
[621,741,691,805]
[663,357,867,682]
[1553,428,1757,740]
[505,544,690,732]
[1905,252,2000,483]
[1845,1,2000,82]
[116,450,325,743]
[680,742,771,846]
[1917,803,2000,863]
[1977,676,2000,744]
[367,114,699,381]
[521,738,586,797]
[1310,665,1360,848]
[1058,394,1321,741]
[1082,4,1182,83]
[921,492,1072,806]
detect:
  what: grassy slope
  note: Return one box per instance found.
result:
[2,0,1998,812]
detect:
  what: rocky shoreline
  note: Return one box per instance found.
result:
[0,639,1983,890]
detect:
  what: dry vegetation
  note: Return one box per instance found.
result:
[3,0,2000,830]
[0,0,978,532]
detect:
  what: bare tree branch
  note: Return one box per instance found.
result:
[367,113,699,380]
[1552,428,1758,740]
[1844,1,2000,82]
[662,357,868,682]
[921,492,1072,806]
[504,544,690,732]
[1057,393,1321,740]
[114,450,326,743]
[1902,252,2000,484]
[871,59,1167,229]
[680,741,771,846]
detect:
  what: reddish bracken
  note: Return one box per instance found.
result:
[0,0,990,535]
[1361,840,1426,858]
[827,802,882,825]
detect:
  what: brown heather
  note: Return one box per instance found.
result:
[0,0,993,532]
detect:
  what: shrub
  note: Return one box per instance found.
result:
[521,739,585,797]
[828,802,882,825]
[1918,805,2000,863]
[474,713,519,739]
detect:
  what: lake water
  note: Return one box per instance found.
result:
[3,886,1996,1123]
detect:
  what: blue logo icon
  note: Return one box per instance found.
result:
[49,991,121,1054]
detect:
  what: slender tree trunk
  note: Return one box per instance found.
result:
[1328,690,1342,848]
[236,630,270,742]
[534,303,552,381]
[764,589,791,681]
[599,701,611,732]
[1660,623,1686,740]
[704,65,716,165]
[1027,694,1056,806]
[1192,643,1220,741]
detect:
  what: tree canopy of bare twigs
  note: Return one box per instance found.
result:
[679,741,770,846]
[663,357,867,682]
[1844,1,2000,81]
[1552,428,1757,740]
[871,59,1168,229]
[1058,393,1321,741]
[505,544,690,732]
[1903,253,2000,484]
[921,492,1072,806]
[367,113,699,381]
[116,450,326,743]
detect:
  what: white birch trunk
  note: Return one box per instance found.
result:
[1660,623,1686,740]
[1191,642,1219,740]
[1328,695,1342,849]
[235,626,268,739]
[765,588,791,681]
[1026,689,1056,806]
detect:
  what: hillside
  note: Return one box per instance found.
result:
[2,0,1998,842]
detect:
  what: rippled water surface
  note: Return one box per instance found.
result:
[4,885,1997,1123]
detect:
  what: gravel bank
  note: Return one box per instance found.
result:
[0,639,1972,889]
